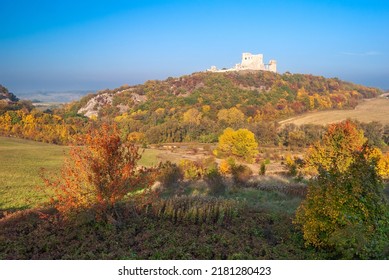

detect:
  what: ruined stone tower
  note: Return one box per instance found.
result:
[208,52,277,73]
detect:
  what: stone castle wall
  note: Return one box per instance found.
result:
[208,52,277,73]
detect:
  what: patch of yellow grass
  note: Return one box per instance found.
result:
[280,97,389,126]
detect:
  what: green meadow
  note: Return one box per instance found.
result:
[0,137,163,211]
[0,137,68,210]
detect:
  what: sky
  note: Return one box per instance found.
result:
[1,0,389,94]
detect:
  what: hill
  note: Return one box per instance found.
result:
[62,71,381,144]
[279,96,389,126]
[72,71,381,119]
[0,85,34,114]
[0,85,19,103]
[0,73,384,146]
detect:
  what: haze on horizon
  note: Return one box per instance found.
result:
[1,0,389,94]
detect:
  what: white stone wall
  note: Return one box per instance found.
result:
[240,53,264,70]
[207,52,277,73]
[267,60,277,72]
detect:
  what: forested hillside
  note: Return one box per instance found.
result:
[0,71,383,145]
[66,71,381,143]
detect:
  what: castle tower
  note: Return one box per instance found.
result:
[240,53,264,70]
[268,60,277,73]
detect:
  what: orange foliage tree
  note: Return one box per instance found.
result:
[42,123,157,220]
[304,120,366,175]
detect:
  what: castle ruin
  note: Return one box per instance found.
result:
[208,52,277,73]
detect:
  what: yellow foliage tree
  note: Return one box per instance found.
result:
[217,107,245,128]
[127,131,145,144]
[183,108,202,126]
[368,148,389,179]
[214,128,258,163]
[295,121,389,258]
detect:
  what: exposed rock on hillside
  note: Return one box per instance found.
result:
[0,85,19,104]
[78,92,114,118]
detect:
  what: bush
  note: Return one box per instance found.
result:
[285,154,304,179]
[41,123,157,221]
[157,161,183,190]
[204,168,227,196]
[178,158,216,181]
[231,164,253,187]
[259,162,266,175]
[218,157,235,175]
[179,159,204,180]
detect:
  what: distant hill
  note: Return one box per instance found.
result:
[0,85,19,103]
[0,85,34,113]
[71,71,381,118]
[1,74,386,146]
[60,71,382,143]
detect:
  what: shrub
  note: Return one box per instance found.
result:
[204,168,227,196]
[259,162,266,175]
[41,123,157,221]
[218,157,235,175]
[231,164,253,187]
[157,161,183,190]
[179,159,205,180]
[285,154,304,178]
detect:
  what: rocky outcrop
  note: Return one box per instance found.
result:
[77,88,148,118]
[78,92,114,118]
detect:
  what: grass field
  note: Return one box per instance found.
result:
[279,97,389,126]
[0,138,166,211]
[138,148,163,166]
[0,137,68,210]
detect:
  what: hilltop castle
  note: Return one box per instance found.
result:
[207,52,277,73]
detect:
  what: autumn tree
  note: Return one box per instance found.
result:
[303,120,366,175]
[214,128,258,163]
[183,108,202,126]
[295,121,389,258]
[42,123,156,220]
[217,107,245,128]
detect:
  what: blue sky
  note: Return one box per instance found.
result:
[1,0,388,93]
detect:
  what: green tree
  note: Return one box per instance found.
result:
[214,128,258,163]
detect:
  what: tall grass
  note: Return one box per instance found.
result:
[146,196,240,224]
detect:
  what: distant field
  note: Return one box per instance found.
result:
[0,137,68,210]
[138,148,163,166]
[279,97,389,126]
